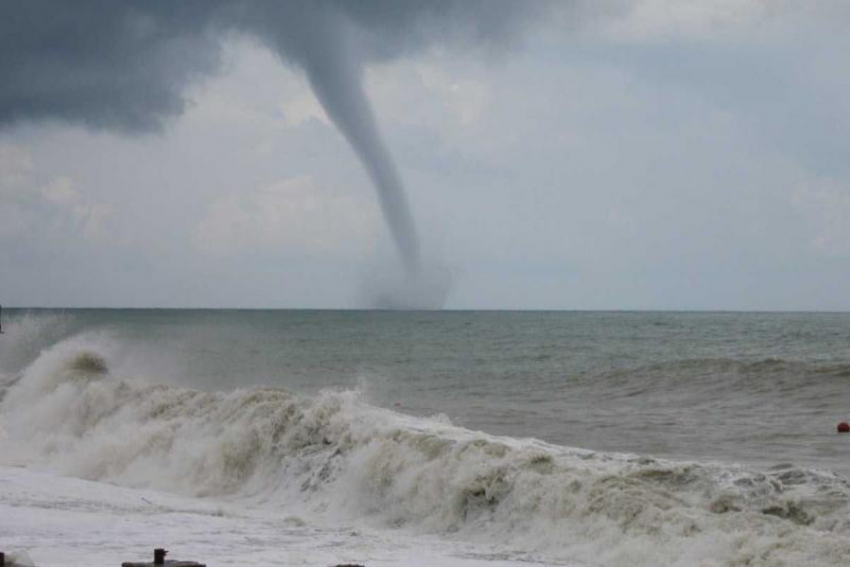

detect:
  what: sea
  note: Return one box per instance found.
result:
[2,308,850,567]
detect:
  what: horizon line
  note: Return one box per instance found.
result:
[3,306,849,315]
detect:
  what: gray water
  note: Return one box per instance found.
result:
[3,308,850,474]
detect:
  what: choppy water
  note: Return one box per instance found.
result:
[2,308,850,566]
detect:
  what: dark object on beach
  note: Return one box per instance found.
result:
[121,549,205,567]
[330,564,365,567]
[838,422,850,433]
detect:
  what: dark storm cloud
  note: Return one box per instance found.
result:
[304,1,546,60]
[0,0,547,132]
[0,0,549,295]
[0,0,226,132]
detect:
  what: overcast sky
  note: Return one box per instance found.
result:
[2,0,850,310]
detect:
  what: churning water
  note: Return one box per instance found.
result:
[2,309,850,566]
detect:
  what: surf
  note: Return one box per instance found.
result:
[3,326,850,567]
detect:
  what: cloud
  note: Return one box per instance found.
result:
[0,0,552,281]
[602,0,772,40]
[280,88,331,127]
[2,1,844,136]
[75,202,118,243]
[0,143,119,243]
[4,1,850,310]
[0,0,225,132]
[39,176,80,204]
[558,0,850,43]
[794,176,850,257]
[0,143,34,194]
[194,175,378,257]
[0,0,547,133]
[368,63,491,127]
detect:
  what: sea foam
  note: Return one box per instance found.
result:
[2,323,850,567]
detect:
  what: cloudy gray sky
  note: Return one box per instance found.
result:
[2,0,849,310]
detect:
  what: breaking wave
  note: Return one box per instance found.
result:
[2,319,850,567]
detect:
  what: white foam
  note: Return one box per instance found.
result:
[0,465,570,567]
[3,335,850,567]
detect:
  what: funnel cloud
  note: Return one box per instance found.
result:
[0,0,547,307]
[250,3,421,275]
